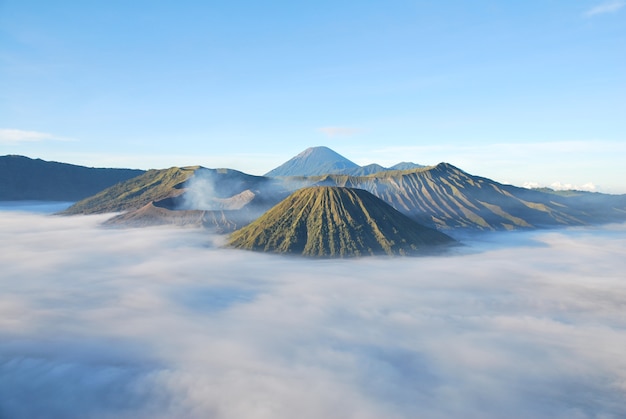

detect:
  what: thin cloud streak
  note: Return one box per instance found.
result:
[584,1,625,17]
[0,128,75,145]
[1,210,625,418]
[317,126,362,138]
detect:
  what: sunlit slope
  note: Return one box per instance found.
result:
[312,163,621,230]
[62,166,198,214]
[62,166,290,217]
[228,186,455,257]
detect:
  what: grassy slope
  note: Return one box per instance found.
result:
[228,186,455,257]
[61,166,198,214]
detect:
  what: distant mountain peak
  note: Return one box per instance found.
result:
[264,146,426,177]
[299,145,335,157]
[264,146,358,177]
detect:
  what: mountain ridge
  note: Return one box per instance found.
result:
[0,155,144,201]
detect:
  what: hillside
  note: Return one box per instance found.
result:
[61,166,198,214]
[228,186,456,257]
[62,166,291,216]
[0,155,144,201]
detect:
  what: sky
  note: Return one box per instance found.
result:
[1,207,626,418]
[1,1,625,192]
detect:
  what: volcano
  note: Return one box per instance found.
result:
[227,186,456,257]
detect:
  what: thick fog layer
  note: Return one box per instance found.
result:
[1,211,625,418]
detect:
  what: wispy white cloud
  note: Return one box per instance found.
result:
[550,181,598,192]
[1,210,626,418]
[0,128,75,145]
[522,181,598,192]
[584,0,625,17]
[317,126,361,138]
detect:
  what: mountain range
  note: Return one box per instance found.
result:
[50,148,626,234]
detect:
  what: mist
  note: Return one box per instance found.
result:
[178,168,261,211]
[1,209,625,418]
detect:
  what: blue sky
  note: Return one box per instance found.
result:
[1,1,625,192]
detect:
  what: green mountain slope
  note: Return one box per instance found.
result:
[0,155,144,201]
[228,186,456,257]
[61,166,198,214]
[62,166,291,217]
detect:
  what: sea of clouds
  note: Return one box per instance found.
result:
[1,207,625,419]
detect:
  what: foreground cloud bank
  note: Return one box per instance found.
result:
[1,211,625,419]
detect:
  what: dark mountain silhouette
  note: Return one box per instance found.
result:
[0,155,144,201]
[228,186,456,257]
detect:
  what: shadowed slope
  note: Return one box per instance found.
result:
[228,186,455,257]
[0,155,144,201]
[103,201,253,232]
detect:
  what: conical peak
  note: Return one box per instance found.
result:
[264,146,358,177]
[298,146,337,157]
[228,186,455,257]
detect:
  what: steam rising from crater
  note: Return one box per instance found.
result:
[179,168,256,211]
